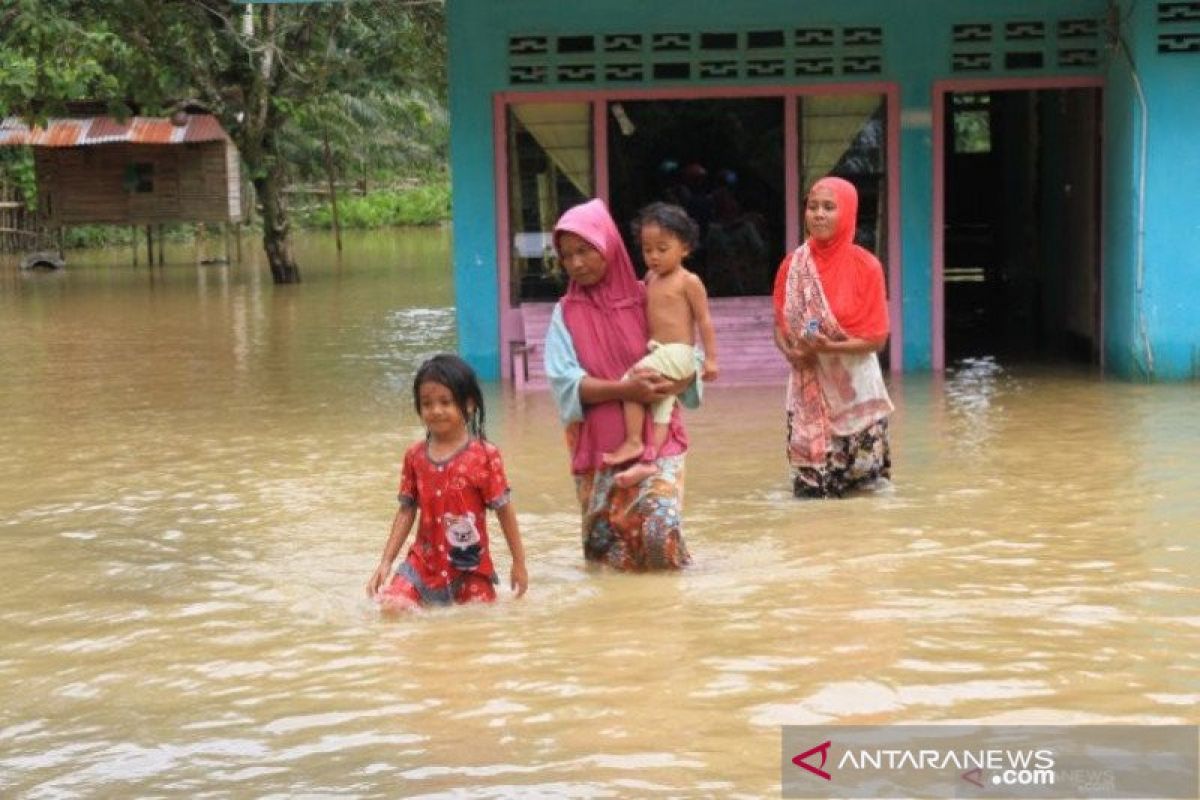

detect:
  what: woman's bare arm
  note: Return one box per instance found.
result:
[808,333,888,354]
[579,372,678,405]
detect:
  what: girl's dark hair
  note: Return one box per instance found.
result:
[412,354,486,439]
[632,201,700,250]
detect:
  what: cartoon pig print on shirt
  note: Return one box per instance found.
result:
[443,511,482,571]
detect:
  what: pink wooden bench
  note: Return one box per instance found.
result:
[513,296,789,389]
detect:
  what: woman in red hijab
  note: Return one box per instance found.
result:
[772,177,894,498]
[543,199,698,569]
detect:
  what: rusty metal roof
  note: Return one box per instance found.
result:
[0,114,231,147]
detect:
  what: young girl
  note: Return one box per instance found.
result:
[366,354,528,609]
[602,202,718,487]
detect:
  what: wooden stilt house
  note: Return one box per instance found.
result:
[0,113,242,258]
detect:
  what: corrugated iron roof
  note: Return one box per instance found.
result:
[0,114,231,147]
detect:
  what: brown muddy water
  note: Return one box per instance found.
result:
[1,229,1198,798]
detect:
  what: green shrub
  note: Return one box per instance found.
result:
[298,180,451,229]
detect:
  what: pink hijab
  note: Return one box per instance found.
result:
[554,199,687,472]
[555,199,647,377]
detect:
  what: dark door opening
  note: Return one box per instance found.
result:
[606,97,784,296]
[943,88,1101,364]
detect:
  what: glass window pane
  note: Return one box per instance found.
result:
[507,102,593,304]
[799,94,887,259]
[952,93,993,154]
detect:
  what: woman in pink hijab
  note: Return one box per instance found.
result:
[544,199,698,570]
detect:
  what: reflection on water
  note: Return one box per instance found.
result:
[2,231,1198,797]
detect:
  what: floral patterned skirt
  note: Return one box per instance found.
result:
[574,454,691,570]
[790,417,892,499]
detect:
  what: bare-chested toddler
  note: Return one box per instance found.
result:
[603,202,718,487]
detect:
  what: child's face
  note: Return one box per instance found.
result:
[418,380,469,440]
[639,223,689,276]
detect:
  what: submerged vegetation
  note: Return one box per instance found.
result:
[296,182,451,230]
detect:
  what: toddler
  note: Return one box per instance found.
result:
[603,202,718,487]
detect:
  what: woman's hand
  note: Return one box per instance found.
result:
[805,331,833,353]
[580,367,695,407]
[778,331,817,369]
[663,370,696,396]
[626,367,683,403]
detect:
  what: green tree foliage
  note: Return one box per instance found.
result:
[297,183,450,229]
[0,149,37,208]
[284,87,448,187]
[0,0,447,283]
[0,1,132,121]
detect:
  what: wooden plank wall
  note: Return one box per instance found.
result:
[36,142,239,226]
[517,295,789,388]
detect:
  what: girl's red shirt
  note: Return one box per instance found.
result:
[398,438,510,590]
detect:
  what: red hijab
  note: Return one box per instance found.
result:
[553,199,687,472]
[803,177,889,340]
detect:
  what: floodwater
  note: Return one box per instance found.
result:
[1,230,1198,798]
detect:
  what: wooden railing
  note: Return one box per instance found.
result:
[0,181,39,254]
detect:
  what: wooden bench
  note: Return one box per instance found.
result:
[513,296,789,388]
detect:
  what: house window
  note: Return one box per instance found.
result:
[606,96,784,297]
[799,93,889,256]
[506,102,593,304]
[952,93,992,153]
[124,162,155,193]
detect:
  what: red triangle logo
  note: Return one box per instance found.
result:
[792,740,833,781]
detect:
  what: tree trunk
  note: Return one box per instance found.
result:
[253,161,301,284]
[322,128,343,253]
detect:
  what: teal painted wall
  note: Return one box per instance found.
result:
[447,1,503,380]
[891,18,939,371]
[1103,6,1140,379]
[449,0,1125,379]
[1104,2,1200,380]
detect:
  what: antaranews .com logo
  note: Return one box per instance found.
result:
[791,738,1055,786]
[781,725,1198,799]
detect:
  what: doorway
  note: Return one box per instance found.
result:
[606,97,784,296]
[941,87,1102,365]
